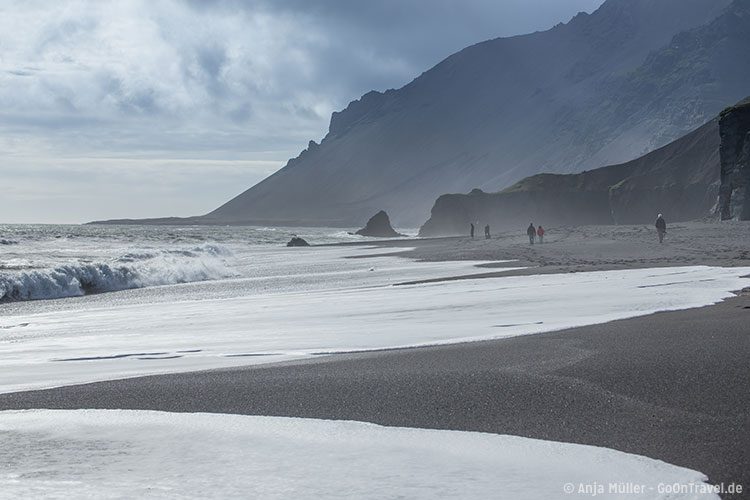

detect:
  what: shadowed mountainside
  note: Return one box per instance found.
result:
[419,114,724,236]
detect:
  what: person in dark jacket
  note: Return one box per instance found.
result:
[537,225,545,244]
[484,225,491,239]
[470,223,475,239]
[527,223,536,244]
[655,214,667,243]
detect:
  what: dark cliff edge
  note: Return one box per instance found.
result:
[719,97,750,220]
[419,113,724,236]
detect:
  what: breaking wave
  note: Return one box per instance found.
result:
[0,239,19,245]
[0,243,237,302]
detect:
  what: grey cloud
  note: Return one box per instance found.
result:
[35,16,98,53]
[189,0,605,71]
[229,102,254,124]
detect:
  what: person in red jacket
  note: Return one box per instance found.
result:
[537,225,545,244]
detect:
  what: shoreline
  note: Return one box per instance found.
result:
[3,221,750,497]
[331,220,750,272]
[1,291,748,496]
[3,263,746,396]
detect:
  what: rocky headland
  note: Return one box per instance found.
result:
[419,106,726,236]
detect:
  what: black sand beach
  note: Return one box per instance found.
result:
[2,222,749,498]
[2,292,748,496]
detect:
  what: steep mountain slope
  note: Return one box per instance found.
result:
[558,0,750,170]
[194,0,746,227]
[419,114,722,236]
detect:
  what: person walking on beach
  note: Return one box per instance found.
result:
[527,223,536,245]
[470,223,475,239]
[655,214,667,243]
[484,225,491,239]
[537,225,545,244]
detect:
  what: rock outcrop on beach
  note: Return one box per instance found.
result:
[355,211,404,238]
[420,113,724,236]
[719,98,750,220]
[286,236,310,247]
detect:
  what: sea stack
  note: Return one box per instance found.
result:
[286,236,310,247]
[719,98,750,220]
[355,211,404,238]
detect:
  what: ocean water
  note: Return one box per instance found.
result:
[0,224,416,310]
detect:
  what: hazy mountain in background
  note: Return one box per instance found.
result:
[420,94,750,236]
[419,113,723,236]
[97,0,750,228]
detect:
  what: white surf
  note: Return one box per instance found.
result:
[0,409,719,500]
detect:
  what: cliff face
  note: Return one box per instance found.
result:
[196,0,743,227]
[419,116,722,236]
[719,99,750,220]
[420,184,614,237]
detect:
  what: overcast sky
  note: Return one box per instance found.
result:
[0,0,604,224]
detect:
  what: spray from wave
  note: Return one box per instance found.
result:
[0,243,237,302]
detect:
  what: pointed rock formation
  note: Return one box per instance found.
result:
[355,211,404,238]
[286,236,310,247]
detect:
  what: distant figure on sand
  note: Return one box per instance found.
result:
[527,223,536,245]
[470,223,475,239]
[484,225,491,239]
[537,225,545,244]
[655,214,667,243]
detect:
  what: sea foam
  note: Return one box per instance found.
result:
[0,409,718,500]
[2,265,748,394]
[0,243,236,302]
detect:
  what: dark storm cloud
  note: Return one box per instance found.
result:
[184,0,604,95]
